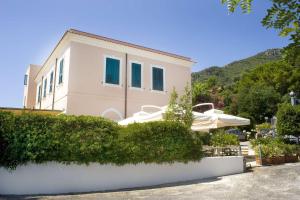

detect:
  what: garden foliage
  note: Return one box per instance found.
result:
[0,111,203,169]
[210,131,239,147]
[251,137,299,158]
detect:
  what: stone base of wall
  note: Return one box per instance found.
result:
[0,156,244,195]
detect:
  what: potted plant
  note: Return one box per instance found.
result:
[284,144,299,163]
[254,138,285,165]
[266,143,285,165]
[254,144,270,165]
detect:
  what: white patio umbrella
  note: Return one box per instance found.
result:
[118,105,167,125]
[118,103,250,131]
[191,108,250,132]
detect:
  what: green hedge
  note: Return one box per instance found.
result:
[0,111,203,169]
[117,122,203,164]
[276,103,300,137]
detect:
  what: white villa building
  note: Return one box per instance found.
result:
[23,29,194,121]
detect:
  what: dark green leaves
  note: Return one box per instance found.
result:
[221,0,253,13]
[276,103,300,137]
[0,112,203,169]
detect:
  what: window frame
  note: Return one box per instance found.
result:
[129,60,143,90]
[43,78,47,98]
[49,70,54,93]
[150,65,166,93]
[103,55,122,87]
[24,74,28,86]
[37,84,42,103]
[58,58,64,85]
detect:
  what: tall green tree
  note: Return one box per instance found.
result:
[277,103,300,137]
[238,83,281,123]
[238,61,299,96]
[165,84,194,128]
[221,0,300,66]
[222,0,299,42]
[236,61,300,123]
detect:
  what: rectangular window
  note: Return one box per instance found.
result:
[105,57,120,85]
[24,74,28,86]
[43,78,47,97]
[37,85,42,103]
[152,67,164,91]
[49,71,54,93]
[131,63,142,88]
[58,59,64,84]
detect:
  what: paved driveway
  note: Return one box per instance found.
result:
[1,163,300,200]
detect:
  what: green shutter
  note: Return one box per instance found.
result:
[152,67,164,91]
[24,74,28,86]
[59,59,64,84]
[131,63,141,88]
[38,85,42,103]
[105,57,120,85]
[49,72,53,93]
[43,79,47,97]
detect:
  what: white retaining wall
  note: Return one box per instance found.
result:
[0,156,244,195]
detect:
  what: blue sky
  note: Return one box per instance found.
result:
[0,0,289,107]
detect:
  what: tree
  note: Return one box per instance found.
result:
[165,87,181,122]
[277,103,300,138]
[178,84,194,127]
[237,61,297,96]
[165,84,194,128]
[221,0,253,13]
[237,84,281,123]
[261,0,300,45]
[192,82,212,105]
[222,0,300,66]
[192,77,225,109]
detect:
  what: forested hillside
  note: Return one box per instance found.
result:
[192,48,300,128]
[192,49,282,85]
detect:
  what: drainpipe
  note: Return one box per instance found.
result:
[52,58,58,110]
[40,76,44,109]
[124,53,128,118]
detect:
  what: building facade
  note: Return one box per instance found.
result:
[23,29,194,121]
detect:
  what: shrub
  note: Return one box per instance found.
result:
[283,144,299,156]
[276,103,300,137]
[196,132,211,145]
[256,123,272,131]
[0,112,120,169]
[251,137,299,158]
[256,144,284,158]
[250,137,277,148]
[211,131,239,147]
[0,111,203,169]
[117,121,203,164]
[0,111,15,166]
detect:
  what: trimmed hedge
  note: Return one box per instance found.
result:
[0,111,203,169]
[117,122,203,164]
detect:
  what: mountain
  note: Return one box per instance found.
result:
[192,49,282,85]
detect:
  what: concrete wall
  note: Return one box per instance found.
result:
[0,156,244,195]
